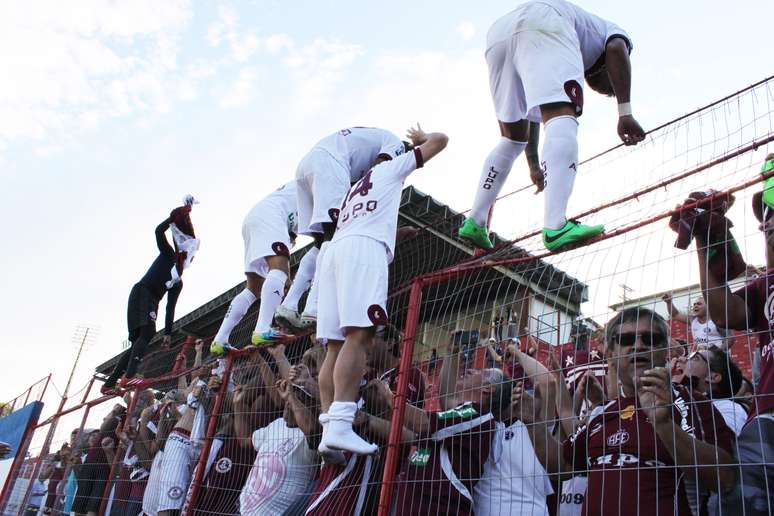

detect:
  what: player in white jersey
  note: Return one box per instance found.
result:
[315,125,448,455]
[458,0,645,252]
[662,293,730,349]
[210,181,299,355]
[275,127,407,331]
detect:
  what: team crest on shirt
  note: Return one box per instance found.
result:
[408,447,430,467]
[168,486,184,500]
[149,311,157,321]
[606,429,630,446]
[368,305,389,326]
[619,404,635,420]
[215,457,232,474]
[564,80,584,109]
[271,242,290,257]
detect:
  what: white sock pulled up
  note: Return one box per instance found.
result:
[469,137,527,226]
[254,269,287,333]
[213,288,256,343]
[542,116,579,230]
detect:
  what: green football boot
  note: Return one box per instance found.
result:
[542,220,604,252]
[458,217,494,249]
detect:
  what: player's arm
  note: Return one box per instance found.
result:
[661,293,689,324]
[604,38,645,145]
[406,124,448,165]
[155,218,174,256]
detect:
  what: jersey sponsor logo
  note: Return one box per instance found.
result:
[215,457,233,474]
[606,429,630,446]
[408,447,431,467]
[563,80,584,109]
[271,242,290,257]
[368,304,389,326]
[167,486,184,500]
[437,403,478,421]
[591,453,667,468]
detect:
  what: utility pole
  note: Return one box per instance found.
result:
[619,284,634,305]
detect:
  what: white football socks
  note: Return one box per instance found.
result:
[302,241,328,318]
[542,116,579,230]
[213,288,257,343]
[323,401,377,455]
[254,269,288,333]
[317,412,346,464]
[281,246,318,312]
[470,137,527,226]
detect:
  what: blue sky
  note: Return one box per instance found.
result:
[1,0,773,407]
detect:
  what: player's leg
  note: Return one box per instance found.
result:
[211,276,259,354]
[275,245,319,329]
[124,323,156,380]
[314,244,347,461]
[251,255,291,345]
[323,237,385,455]
[515,10,603,251]
[300,225,335,325]
[460,39,530,249]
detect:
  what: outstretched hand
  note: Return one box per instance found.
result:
[617,116,645,146]
[406,124,427,147]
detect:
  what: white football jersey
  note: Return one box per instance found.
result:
[333,148,423,262]
[314,127,405,183]
[690,317,727,347]
[488,0,631,71]
[474,420,553,516]
[244,181,298,236]
[240,418,317,516]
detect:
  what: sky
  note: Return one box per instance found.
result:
[1,0,773,419]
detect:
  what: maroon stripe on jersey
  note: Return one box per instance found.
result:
[306,453,373,516]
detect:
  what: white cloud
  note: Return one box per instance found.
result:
[206,3,259,63]
[0,0,192,145]
[219,67,258,108]
[456,21,476,41]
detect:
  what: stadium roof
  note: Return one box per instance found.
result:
[95,186,588,381]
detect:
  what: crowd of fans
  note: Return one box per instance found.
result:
[27,297,766,516]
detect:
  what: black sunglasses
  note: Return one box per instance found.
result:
[613,332,668,348]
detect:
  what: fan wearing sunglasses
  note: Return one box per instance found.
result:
[564,307,736,516]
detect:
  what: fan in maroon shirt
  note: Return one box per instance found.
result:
[697,177,774,515]
[393,334,506,516]
[564,307,736,516]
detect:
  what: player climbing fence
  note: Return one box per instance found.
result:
[2,74,773,516]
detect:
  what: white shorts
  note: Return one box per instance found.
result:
[157,430,198,512]
[316,236,389,341]
[486,2,584,123]
[142,450,165,516]
[296,148,350,235]
[242,211,292,277]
